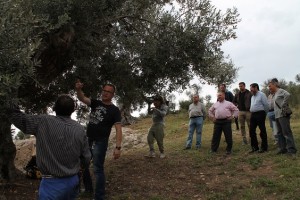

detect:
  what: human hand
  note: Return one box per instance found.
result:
[113,148,121,160]
[75,79,84,91]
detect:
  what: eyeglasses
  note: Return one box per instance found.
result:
[102,89,114,94]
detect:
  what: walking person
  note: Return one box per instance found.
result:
[75,80,122,200]
[145,95,168,158]
[209,92,239,155]
[8,95,91,200]
[268,79,297,156]
[184,94,206,150]
[233,82,252,145]
[249,83,269,153]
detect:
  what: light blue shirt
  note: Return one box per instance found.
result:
[250,91,269,113]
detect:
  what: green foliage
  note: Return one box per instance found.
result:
[262,76,300,108]
[15,131,31,140]
[1,0,240,115]
[179,100,191,111]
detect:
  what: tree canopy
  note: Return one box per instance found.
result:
[0,0,240,179]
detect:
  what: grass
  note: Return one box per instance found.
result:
[80,111,300,200]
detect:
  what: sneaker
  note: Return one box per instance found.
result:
[160,153,166,158]
[144,151,156,158]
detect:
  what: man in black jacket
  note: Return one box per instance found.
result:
[233,82,252,144]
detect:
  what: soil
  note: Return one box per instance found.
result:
[1,127,281,200]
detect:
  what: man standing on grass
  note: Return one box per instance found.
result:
[184,94,206,150]
[249,83,269,153]
[268,78,297,156]
[75,80,122,200]
[233,82,252,145]
[145,95,168,158]
[209,92,239,155]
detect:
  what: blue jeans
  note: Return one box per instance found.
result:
[38,175,79,200]
[186,117,204,148]
[267,111,278,141]
[83,138,94,193]
[93,139,109,200]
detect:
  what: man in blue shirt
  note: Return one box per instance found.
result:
[249,83,269,153]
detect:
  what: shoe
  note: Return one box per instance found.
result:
[242,138,248,145]
[276,149,288,155]
[195,146,201,150]
[248,149,259,154]
[144,151,156,158]
[210,150,217,154]
[160,153,166,158]
[183,146,191,150]
[226,151,231,155]
[258,149,267,153]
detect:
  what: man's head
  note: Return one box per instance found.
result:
[219,83,226,92]
[53,95,75,116]
[153,95,164,108]
[217,91,225,102]
[250,83,259,95]
[101,83,116,102]
[238,82,246,92]
[192,94,199,104]
[268,78,279,94]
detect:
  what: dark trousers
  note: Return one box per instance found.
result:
[211,119,233,152]
[234,117,239,130]
[83,138,94,193]
[250,111,268,151]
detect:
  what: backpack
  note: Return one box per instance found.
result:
[24,156,42,179]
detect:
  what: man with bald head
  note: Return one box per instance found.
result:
[209,92,239,155]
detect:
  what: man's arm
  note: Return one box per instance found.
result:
[75,80,91,106]
[113,123,122,159]
[8,105,39,135]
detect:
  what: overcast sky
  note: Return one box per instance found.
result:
[194,0,300,102]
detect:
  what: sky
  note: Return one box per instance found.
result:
[187,0,300,103]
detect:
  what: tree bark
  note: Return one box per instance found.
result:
[0,117,16,181]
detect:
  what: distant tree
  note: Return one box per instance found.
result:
[262,77,300,107]
[15,131,30,140]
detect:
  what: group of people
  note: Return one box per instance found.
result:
[8,81,123,200]
[7,78,297,200]
[184,80,297,157]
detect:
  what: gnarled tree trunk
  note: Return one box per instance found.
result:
[0,117,16,181]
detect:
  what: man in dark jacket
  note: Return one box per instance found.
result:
[233,82,252,144]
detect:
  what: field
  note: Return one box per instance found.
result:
[1,112,299,200]
[102,112,300,200]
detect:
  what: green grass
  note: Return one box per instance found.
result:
[101,111,300,200]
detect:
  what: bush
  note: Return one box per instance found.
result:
[179,100,191,111]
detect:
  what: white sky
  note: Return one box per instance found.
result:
[195,0,300,102]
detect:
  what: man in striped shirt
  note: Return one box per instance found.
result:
[8,95,91,200]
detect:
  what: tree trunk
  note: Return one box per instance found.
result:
[120,105,136,126]
[0,117,16,181]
